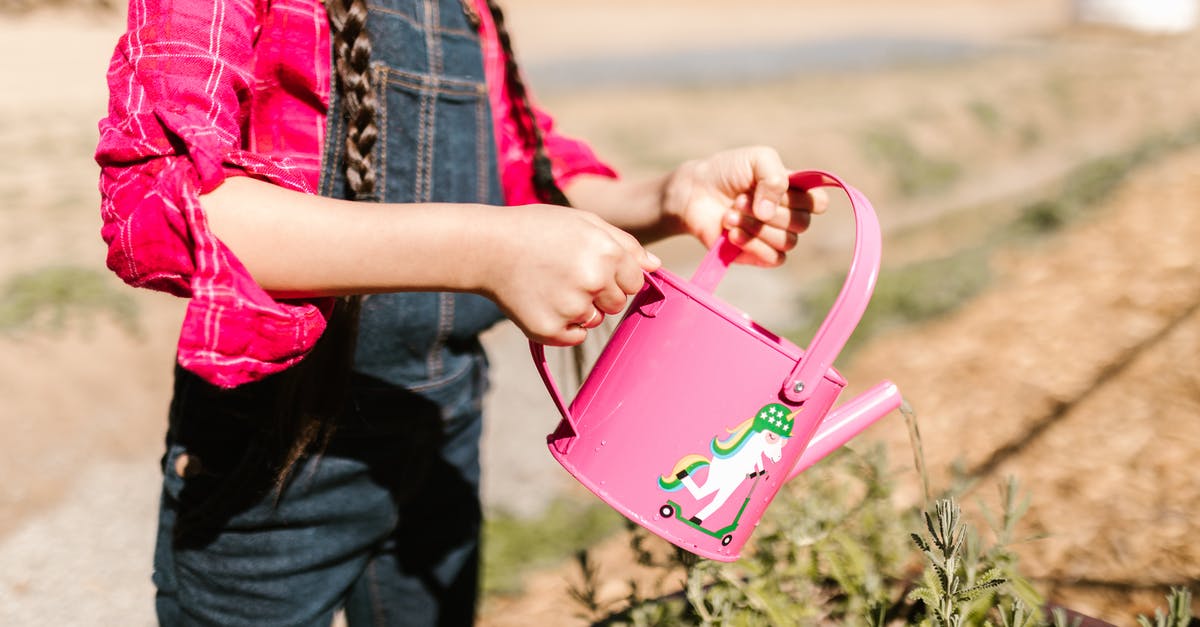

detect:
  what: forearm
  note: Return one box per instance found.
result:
[202,176,497,298]
[565,172,690,244]
[202,175,660,346]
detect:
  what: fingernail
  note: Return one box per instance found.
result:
[647,251,662,267]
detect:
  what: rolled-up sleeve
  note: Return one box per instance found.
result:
[475,0,616,206]
[95,0,328,388]
[496,103,618,206]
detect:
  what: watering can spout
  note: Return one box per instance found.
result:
[786,381,902,482]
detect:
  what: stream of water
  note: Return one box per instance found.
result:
[900,399,932,508]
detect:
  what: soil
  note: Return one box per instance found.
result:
[1,0,1198,624]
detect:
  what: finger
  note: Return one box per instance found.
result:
[576,209,660,274]
[613,254,646,298]
[554,325,589,347]
[734,193,751,213]
[593,217,660,273]
[593,282,629,316]
[782,187,829,215]
[727,228,787,267]
[746,148,790,222]
[600,229,649,295]
[641,249,662,273]
[726,207,812,238]
[728,223,798,255]
[572,306,606,329]
[526,317,589,347]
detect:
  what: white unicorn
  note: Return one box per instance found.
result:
[658,403,798,524]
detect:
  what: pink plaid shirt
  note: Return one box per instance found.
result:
[95,0,614,388]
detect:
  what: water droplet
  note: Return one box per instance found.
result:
[600,440,606,446]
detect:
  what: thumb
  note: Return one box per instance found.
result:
[595,216,662,272]
[641,249,662,272]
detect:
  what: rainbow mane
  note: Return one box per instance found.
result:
[710,417,755,458]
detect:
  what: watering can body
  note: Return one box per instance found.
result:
[532,171,902,561]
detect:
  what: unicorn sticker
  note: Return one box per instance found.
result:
[657,403,798,544]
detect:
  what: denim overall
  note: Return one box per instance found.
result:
[153,1,506,624]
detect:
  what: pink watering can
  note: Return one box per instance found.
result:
[531,170,902,561]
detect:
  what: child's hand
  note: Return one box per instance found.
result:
[663,146,828,266]
[480,205,661,346]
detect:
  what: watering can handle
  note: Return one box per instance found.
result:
[689,170,883,405]
[530,341,568,440]
[530,275,666,444]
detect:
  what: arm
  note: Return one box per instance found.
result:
[201,177,660,346]
[566,146,829,267]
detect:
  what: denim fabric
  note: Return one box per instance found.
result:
[320,0,505,388]
[153,1,505,624]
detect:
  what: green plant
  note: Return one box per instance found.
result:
[0,265,140,336]
[568,549,611,623]
[574,457,1083,626]
[997,600,1041,627]
[1011,118,1200,238]
[967,100,1003,134]
[482,497,626,596]
[581,445,918,625]
[860,125,962,198]
[908,499,1008,625]
[1049,608,1083,627]
[789,248,992,361]
[1136,587,1194,627]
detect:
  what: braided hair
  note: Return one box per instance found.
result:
[264,0,380,489]
[322,0,571,205]
[482,0,596,380]
[177,0,583,539]
[483,0,571,206]
[325,0,379,199]
[280,0,572,472]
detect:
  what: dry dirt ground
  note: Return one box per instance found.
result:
[1,0,1198,624]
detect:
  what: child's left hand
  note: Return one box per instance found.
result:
[663,146,828,267]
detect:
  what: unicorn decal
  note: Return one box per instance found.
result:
[658,403,798,530]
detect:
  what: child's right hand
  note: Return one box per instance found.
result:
[478,205,661,346]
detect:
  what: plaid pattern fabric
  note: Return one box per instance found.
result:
[95,0,614,388]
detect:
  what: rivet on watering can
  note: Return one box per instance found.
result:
[793,381,805,393]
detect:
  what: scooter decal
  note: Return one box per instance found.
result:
[657,403,797,539]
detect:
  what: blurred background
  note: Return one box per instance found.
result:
[1,0,1198,623]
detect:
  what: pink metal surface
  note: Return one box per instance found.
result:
[531,170,901,561]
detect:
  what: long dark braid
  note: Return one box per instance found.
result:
[179,0,580,539]
[484,0,571,207]
[325,0,379,198]
[274,0,380,466]
[485,0,600,382]
[269,0,379,485]
[277,0,572,480]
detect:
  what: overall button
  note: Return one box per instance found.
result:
[173,453,204,479]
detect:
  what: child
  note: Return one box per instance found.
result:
[95,0,826,624]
